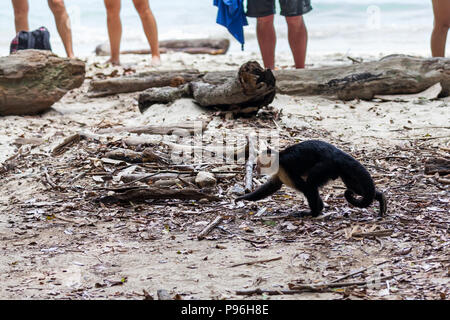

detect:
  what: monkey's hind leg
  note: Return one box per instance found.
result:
[375,190,387,217]
[292,162,333,218]
[292,188,324,218]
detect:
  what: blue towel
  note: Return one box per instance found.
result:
[214,0,248,50]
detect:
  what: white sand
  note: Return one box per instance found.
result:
[0,51,449,300]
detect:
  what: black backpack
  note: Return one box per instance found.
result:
[10,26,52,54]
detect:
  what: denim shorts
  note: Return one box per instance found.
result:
[246,0,312,17]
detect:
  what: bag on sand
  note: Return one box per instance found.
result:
[10,26,52,54]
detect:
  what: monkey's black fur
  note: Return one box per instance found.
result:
[236,140,386,217]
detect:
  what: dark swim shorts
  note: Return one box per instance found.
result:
[247,0,312,17]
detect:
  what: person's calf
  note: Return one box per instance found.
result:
[285,16,307,69]
[256,15,276,69]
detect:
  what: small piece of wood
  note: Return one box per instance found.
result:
[120,173,192,183]
[164,141,249,162]
[105,148,166,163]
[42,168,59,190]
[351,229,394,238]
[98,186,219,203]
[230,256,282,268]
[436,176,450,185]
[424,157,450,175]
[52,134,81,156]
[97,121,207,136]
[197,216,224,240]
[244,136,257,193]
[331,260,389,283]
[154,177,196,188]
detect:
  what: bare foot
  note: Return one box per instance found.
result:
[106,58,121,66]
[150,56,161,67]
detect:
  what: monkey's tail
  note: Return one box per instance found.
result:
[375,190,387,217]
[236,176,282,202]
[344,189,374,209]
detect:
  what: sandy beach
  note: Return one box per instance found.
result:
[0,50,449,300]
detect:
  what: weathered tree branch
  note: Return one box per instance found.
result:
[95,38,230,56]
[97,186,219,203]
[88,70,202,97]
[97,121,207,135]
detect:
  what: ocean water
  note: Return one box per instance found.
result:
[0,0,443,58]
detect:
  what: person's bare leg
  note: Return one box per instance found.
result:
[104,0,122,65]
[285,15,307,69]
[48,0,74,58]
[256,15,276,69]
[431,0,450,57]
[11,0,29,33]
[132,0,160,66]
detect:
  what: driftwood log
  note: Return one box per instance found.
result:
[138,61,276,114]
[0,50,85,115]
[89,61,276,115]
[95,38,230,56]
[274,55,450,100]
[89,56,450,103]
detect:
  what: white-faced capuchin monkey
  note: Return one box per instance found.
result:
[236,140,387,217]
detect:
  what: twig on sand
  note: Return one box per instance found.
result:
[351,229,394,238]
[244,135,257,193]
[230,256,282,268]
[52,133,81,156]
[244,157,255,193]
[331,260,389,283]
[43,168,59,190]
[236,272,404,296]
[197,216,224,240]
